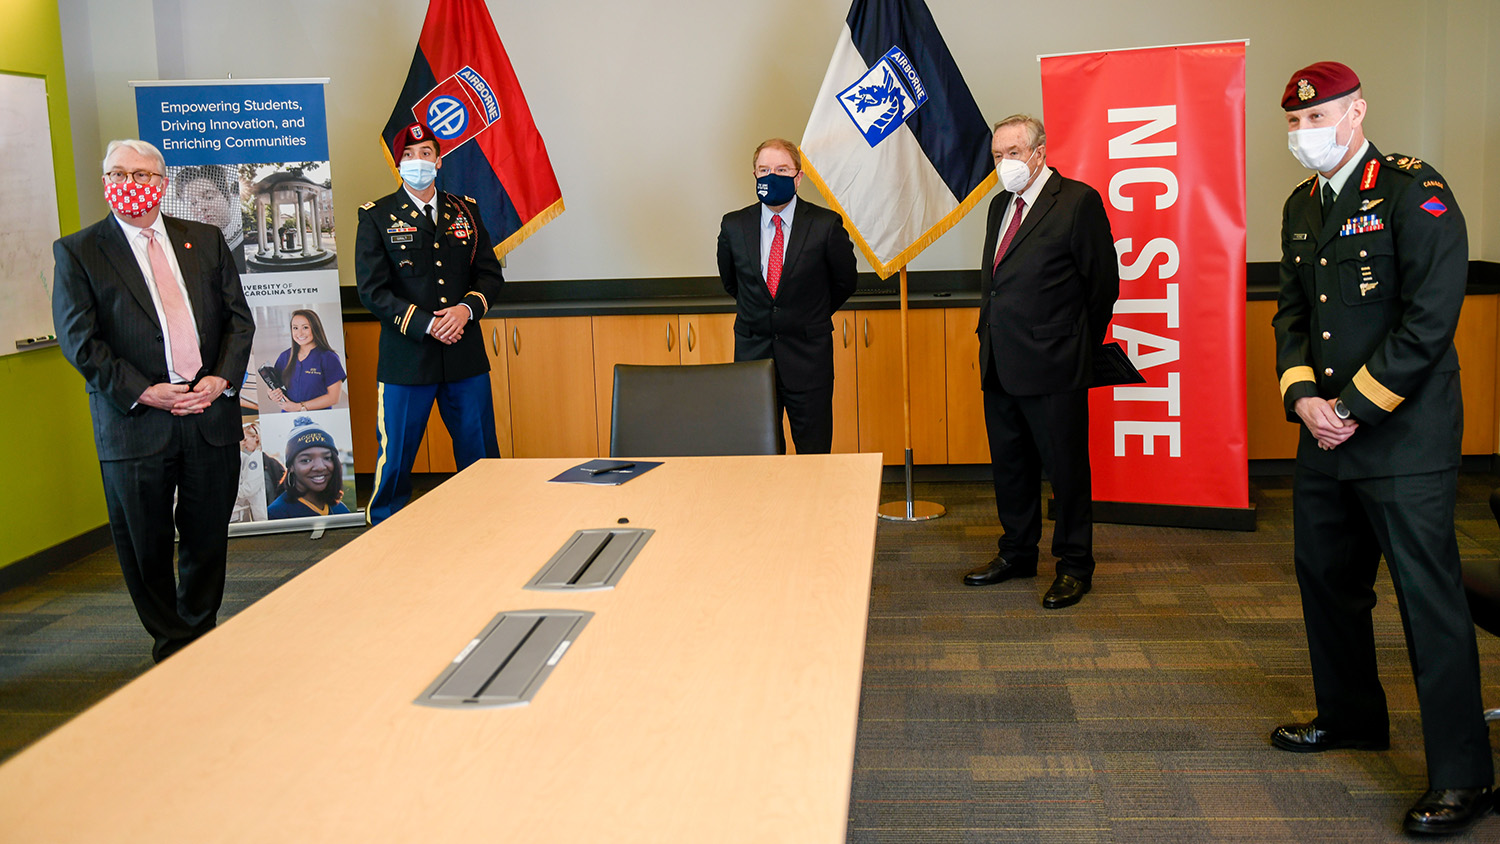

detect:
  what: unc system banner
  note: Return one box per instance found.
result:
[1040,42,1249,511]
[800,0,995,278]
[135,78,361,529]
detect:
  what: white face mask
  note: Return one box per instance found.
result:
[996,148,1038,193]
[1287,104,1353,173]
[399,158,438,191]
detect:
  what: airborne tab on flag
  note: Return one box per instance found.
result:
[384,0,563,259]
[801,0,994,278]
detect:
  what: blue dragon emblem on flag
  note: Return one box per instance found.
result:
[838,46,930,147]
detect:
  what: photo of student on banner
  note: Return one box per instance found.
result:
[242,161,336,273]
[253,304,349,414]
[262,414,355,519]
[163,164,248,274]
[231,419,285,523]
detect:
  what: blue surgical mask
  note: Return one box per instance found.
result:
[756,173,796,206]
[399,159,438,191]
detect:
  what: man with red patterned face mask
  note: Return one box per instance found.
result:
[52,139,254,663]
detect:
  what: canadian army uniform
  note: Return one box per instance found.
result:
[1273,144,1491,789]
[354,187,504,523]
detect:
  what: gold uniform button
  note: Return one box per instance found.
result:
[1322,331,1331,339]
[438,279,445,285]
[1324,367,1334,377]
[1320,294,1328,303]
[1295,256,1301,264]
[436,261,442,267]
[440,297,448,304]
[1359,250,1368,258]
[1319,258,1328,266]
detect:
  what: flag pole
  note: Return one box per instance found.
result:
[878,265,945,522]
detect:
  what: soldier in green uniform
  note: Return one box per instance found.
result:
[1269,62,1492,835]
[355,122,505,525]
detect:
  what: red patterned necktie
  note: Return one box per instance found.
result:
[767,214,784,297]
[143,229,202,379]
[992,197,1026,273]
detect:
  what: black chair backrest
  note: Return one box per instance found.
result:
[610,361,782,458]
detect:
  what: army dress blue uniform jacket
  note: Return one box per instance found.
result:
[1273,143,1467,479]
[354,188,504,386]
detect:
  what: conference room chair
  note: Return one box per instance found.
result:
[609,360,782,458]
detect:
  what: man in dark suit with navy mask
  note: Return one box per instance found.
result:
[962,115,1119,610]
[717,138,858,453]
[53,139,254,662]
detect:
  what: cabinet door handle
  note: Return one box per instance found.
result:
[687,321,696,352]
[842,318,849,349]
[863,318,870,348]
[491,326,499,358]
[666,321,675,352]
[511,326,520,356]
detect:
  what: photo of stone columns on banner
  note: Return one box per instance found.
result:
[133,77,360,530]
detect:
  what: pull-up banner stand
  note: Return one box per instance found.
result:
[133,77,364,537]
[1040,41,1255,530]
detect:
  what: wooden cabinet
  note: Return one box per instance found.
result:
[1455,294,1498,455]
[679,313,736,365]
[591,314,683,454]
[481,318,514,459]
[855,308,947,465]
[343,293,1500,475]
[831,312,859,454]
[508,316,598,458]
[943,308,988,464]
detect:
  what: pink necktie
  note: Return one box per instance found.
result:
[767,215,784,297]
[992,197,1026,273]
[143,229,202,379]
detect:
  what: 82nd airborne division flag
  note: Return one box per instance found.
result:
[383,0,564,258]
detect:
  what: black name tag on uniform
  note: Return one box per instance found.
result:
[391,234,413,243]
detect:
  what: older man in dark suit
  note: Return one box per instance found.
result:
[53,139,254,663]
[962,115,1119,609]
[717,138,858,453]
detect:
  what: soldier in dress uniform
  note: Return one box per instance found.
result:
[355,122,504,525]
[1269,62,1493,836]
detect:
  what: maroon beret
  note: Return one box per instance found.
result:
[1282,62,1361,110]
[391,122,441,160]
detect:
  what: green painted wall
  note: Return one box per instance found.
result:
[0,0,107,569]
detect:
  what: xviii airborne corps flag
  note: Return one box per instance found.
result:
[383,0,563,258]
[801,0,994,278]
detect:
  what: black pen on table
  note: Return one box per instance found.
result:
[582,462,636,476]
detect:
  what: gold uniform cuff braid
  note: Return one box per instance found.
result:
[1352,365,1404,412]
[399,304,417,334]
[468,291,488,314]
[1279,365,1316,397]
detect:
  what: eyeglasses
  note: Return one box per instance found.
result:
[104,170,164,186]
[754,166,798,178]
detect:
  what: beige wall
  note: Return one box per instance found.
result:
[59,0,1499,285]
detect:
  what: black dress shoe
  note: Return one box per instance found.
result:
[963,556,1037,586]
[1041,574,1090,609]
[1269,721,1389,753]
[1404,787,1493,835]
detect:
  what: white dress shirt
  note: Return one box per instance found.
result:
[115,214,198,383]
[759,195,798,280]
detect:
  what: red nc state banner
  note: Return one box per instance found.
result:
[1041,42,1248,510]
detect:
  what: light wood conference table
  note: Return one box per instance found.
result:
[0,454,883,842]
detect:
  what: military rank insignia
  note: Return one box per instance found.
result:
[1421,197,1448,217]
[1360,160,1379,191]
[1340,214,1384,236]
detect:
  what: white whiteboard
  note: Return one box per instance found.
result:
[0,72,62,354]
